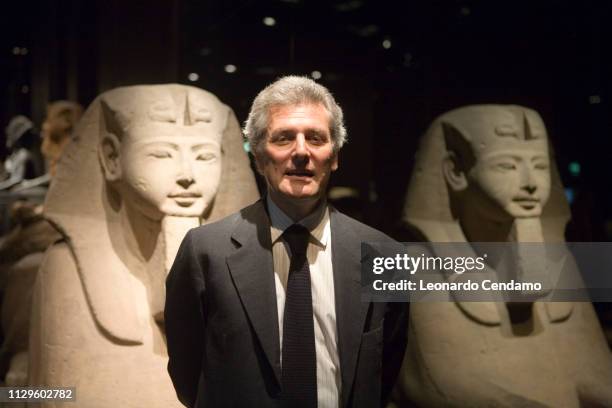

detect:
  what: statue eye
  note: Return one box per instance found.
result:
[196,152,216,162]
[534,162,549,170]
[496,162,516,170]
[148,151,172,159]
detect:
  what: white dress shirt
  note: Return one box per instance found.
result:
[267,198,341,408]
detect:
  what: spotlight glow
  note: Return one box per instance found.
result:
[382,39,392,49]
[311,70,322,80]
[225,64,237,73]
[569,161,581,176]
[263,17,276,26]
[188,72,199,82]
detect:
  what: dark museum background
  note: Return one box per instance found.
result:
[2,0,611,238]
[0,0,611,395]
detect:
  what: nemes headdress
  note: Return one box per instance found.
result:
[45,84,259,343]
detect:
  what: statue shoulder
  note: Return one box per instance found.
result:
[37,241,80,297]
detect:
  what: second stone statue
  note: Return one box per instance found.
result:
[392,105,612,408]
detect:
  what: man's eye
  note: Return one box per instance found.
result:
[307,131,329,144]
[271,135,292,145]
[148,151,172,159]
[307,135,324,144]
[196,152,217,161]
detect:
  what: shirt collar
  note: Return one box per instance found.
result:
[267,195,330,248]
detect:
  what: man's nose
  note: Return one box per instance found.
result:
[294,134,308,154]
[291,134,310,165]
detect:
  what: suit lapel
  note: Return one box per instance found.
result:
[226,201,282,386]
[330,209,370,407]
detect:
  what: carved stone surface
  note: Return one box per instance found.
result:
[28,84,259,407]
[393,105,612,407]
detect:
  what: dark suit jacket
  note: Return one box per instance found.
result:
[165,200,408,408]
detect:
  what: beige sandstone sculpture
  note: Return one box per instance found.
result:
[393,105,612,407]
[28,85,259,407]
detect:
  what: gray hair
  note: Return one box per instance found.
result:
[243,76,347,155]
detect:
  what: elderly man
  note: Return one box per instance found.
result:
[165,76,407,408]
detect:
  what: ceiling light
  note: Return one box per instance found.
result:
[263,17,276,26]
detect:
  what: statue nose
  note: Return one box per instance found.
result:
[177,155,196,189]
[177,177,195,189]
[522,185,537,195]
[519,165,537,195]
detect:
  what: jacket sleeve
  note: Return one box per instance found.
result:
[165,230,207,407]
[381,300,409,406]
[380,238,410,405]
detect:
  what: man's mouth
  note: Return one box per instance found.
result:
[285,169,314,178]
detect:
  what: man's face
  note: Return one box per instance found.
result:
[119,122,222,220]
[256,103,338,208]
[466,138,551,219]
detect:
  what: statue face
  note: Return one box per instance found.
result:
[466,138,551,219]
[119,122,221,219]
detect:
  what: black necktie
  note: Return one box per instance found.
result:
[281,224,317,407]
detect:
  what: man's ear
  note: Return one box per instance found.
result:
[99,133,122,182]
[253,151,266,176]
[331,152,338,172]
[442,151,468,192]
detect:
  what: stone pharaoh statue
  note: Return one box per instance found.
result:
[28,84,259,407]
[392,105,612,407]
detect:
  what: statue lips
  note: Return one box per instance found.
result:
[168,191,202,207]
[512,196,540,210]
